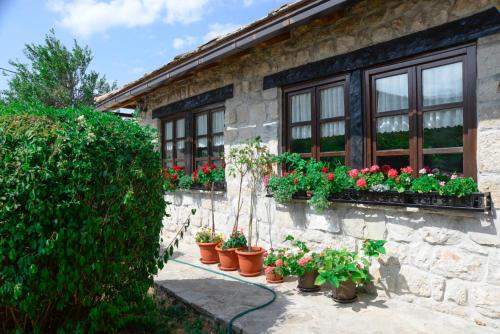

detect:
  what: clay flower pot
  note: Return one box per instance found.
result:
[235,247,265,277]
[332,279,357,303]
[197,242,220,264]
[215,245,239,271]
[265,266,284,283]
[298,269,320,292]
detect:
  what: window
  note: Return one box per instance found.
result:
[162,116,186,167]
[364,45,476,177]
[161,105,225,173]
[194,107,225,169]
[284,76,350,166]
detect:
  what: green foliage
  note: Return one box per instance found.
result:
[283,235,319,277]
[0,101,166,333]
[221,231,247,250]
[439,176,478,197]
[178,175,194,190]
[2,30,116,108]
[194,228,223,244]
[314,240,386,288]
[410,174,441,193]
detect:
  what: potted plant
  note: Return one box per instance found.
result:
[263,248,291,283]
[315,239,386,303]
[195,227,223,264]
[216,230,247,271]
[229,137,273,276]
[193,163,225,264]
[163,164,185,191]
[284,235,321,292]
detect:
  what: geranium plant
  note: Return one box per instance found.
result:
[221,230,247,250]
[163,165,185,191]
[283,235,320,277]
[263,248,292,277]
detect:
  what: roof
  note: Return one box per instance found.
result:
[96,0,352,111]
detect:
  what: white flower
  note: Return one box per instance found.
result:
[419,168,427,174]
[427,173,434,177]
[451,174,458,180]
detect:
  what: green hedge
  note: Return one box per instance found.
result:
[0,102,166,333]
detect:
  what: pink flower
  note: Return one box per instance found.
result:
[440,181,446,186]
[275,259,283,267]
[388,169,398,178]
[369,164,380,173]
[356,178,367,189]
[277,253,284,257]
[401,166,413,174]
[348,169,359,178]
[298,257,312,267]
[283,172,288,177]
[263,174,270,187]
[451,174,458,180]
[265,266,275,275]
[361,168,370,174]
[419,168,427,175]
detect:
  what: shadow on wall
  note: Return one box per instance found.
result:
[155,277,290,333]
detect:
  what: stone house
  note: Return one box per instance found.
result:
[97,0,500,329]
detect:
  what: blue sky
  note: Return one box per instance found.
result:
[0,0,289,92]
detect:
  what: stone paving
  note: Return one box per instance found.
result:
[154,242,499,334]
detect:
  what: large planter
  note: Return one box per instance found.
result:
[197,242,220,264]
[298,270,320,292]
[332,279,357,303]
[215,246,239,271]
[235,247,265,277]
[265,267,284,283]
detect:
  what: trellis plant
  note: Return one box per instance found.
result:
[226,137,273,251]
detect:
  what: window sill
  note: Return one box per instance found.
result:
[268,190,491,212]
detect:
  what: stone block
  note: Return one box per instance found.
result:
[431,276,445,301]
[418,226,464,245]
[408,242,434,270]
[430,247,486,281]
[341,217,365,239]
[306,211,340,233]
[445,280,469,306]
[471,284,500,319]
[262,87,278,101]
[398,265,432,297]
[364,221,387,240]
[487,249,500,286]
[386,221,415,243]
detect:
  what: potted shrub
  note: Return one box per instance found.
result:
[216,230,247,271]
[263,248,291,283]
[315,240,386,303]
[284,235,321,292]
[195,227,223,264]
[229,137,273,276]
[193,163,225,264]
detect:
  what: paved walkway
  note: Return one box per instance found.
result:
[155,243,498,334]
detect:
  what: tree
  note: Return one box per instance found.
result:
[2,29,116,108]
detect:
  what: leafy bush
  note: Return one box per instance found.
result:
[221,230,247,250]
[0,102,166,333]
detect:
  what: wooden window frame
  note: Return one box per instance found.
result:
[193,104,225,170]
[363,44,477,178]
[282,74,351,164]
[161,114,187,168]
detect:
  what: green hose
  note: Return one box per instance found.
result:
[171,259,277,334]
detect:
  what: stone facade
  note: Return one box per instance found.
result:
[139,0,500,329]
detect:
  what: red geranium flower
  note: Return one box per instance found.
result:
[275,259,283,267]
[356,178,367,188]
[348,169,359,178]
[321,167,329,173]
[401,166,413,174]
[221,163,226,168]
[326,172,335,182]
[283,172,288,177]
[293,178,299,185]
[381,165,391,174]
[210,164,216,170]
[171,174,178,181]
[369,164,380,173]
[361,168,370,174]
[387,169,398,178]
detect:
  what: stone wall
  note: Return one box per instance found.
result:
[141,0,500,329]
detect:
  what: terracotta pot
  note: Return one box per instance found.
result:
[332,279,357,303]
[197,242,220,264]
[235,247,265,277]
[298,269,320,292]
[215,245,239,271]
[265,267,284,283]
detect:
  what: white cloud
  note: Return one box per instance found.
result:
[172,35,196,49]
[203,23,239,42]
[242,0,253,7]
[47,0,212,37]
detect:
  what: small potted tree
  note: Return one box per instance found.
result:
[194,163,225,264]
[315,240,386,302]
[231,137,273,276]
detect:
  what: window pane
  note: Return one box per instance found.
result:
[321,121,345,152]
[165,141,173,159]
[424,108,463,148]
[291,125,312,153]
[176,139,185,160]
[376,74,408,113]
[212,111,224,133]
[196,160,208,170]
[376,115,409,150]
[320,86,344,119]
[212,134,224,158]
[175,161,185,168]
[196,136,208,157]
[176,119,185,138]
[291,93,311,123]
[424,153,463,174]
[196,114,208,136]
[377,156,410,170]
[320,156,345,168]
[423,62,462,107]
[165,121,173,140]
